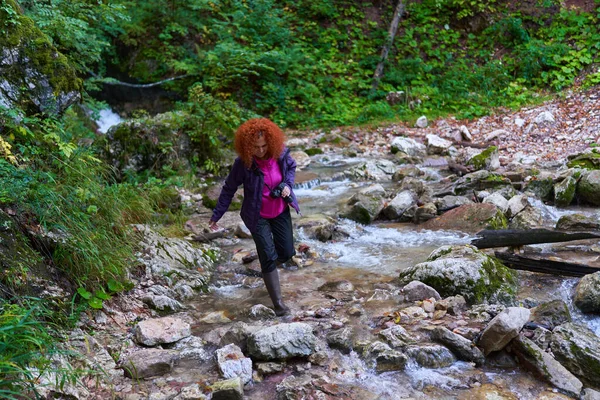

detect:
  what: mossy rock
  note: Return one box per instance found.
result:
[577,170,600,206]
[398,245,517,304]
[567,152,600,170]
[304,148,324,156]
[524,177,554,201]
[554,176,576,207]
[0,0,81,116]
[467,146,499,171]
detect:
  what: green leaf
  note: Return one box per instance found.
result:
[94,288,112,301]
[77,287,92,300]
[88,297,104,309]
[107,279,125,293]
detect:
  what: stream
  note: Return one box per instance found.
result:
[183,154,600,399]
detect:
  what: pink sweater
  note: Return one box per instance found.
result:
[255,157,286,219]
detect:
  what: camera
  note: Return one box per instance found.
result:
[270,182,293,203]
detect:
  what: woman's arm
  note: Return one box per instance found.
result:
[283,152,297,188]
[210,158,244,224]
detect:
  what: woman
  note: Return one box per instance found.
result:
[209,118,300,316]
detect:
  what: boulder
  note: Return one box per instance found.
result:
[248,323,317,360]
[574,272,600,314]
[121,349,179,379]
[133,316,191,346]
[398,245,517,304]
[550,322,600,388]
[477,307,531,355]
[421,203,507,233]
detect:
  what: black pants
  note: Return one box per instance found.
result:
[253,207,295,274]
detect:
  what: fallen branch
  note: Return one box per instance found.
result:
[472,228,600,249]
[495,251,600,277]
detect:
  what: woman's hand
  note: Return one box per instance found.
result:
[281,185,291,198]
[209,220,219,231]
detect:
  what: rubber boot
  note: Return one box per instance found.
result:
[262,269,290,316]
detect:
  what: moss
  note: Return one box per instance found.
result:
[0,0,82,113]
[468,146,498,170]
[486,209,508,230]
[567,152,600,170]
[482,173,508,183]
[305,148,323,156]
[554,176,576,207]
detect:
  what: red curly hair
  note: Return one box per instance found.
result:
[234,118,285,168]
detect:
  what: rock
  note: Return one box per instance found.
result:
[233,223,252,239]
[431,327,485,366]
[579,169,600,205]
[482,192,509,214]
[421,203,507,233]
[426,134,452,155]
[173,384,207,400]
[554,176,577,207]
[574,272,600,313]
[121,349,179,379]
[399,245,517,304]
[402,281,441,302]
[248,304,276,320]
[390,136,427,157]
[415,116,428,128]
[453,170,513,196]
[556,213,600,231]
[530,300,571,330]
[216,344,252,384]
[506,195,529,218]
[511,335,583,398]
[477,307,531,355]
[339,192,385,225]
[318,280,355,292]
[508,204,543,229]
[343,159,397,181]
[0,3,81,118]
[210,377,243,400]
[434,195,473,212]
[534,111,556,124]
[326,327,354,354]
[382,190,417,220]
[290,150,311,170]
[199,311,232,324]
[248,323,317,360]
[524,176,555,201]
[378,325,415,348]
[550,322,600,388]
[133,316,191,346]
[141,294,184,312]
[582,388,600,400]
[404,344,456,368]
[484,129,510,142]
[467,146,500,171]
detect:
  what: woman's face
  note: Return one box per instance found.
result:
[253,135,268,159]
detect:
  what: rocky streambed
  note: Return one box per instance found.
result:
[39,106,600,400]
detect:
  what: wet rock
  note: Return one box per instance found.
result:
[486,349,518,368]
[318,280,355,292]
[436,295,467,316]
[233,223,252,239]
[248,304,277,320]
[326,327,354,354]
[399,245,517,304]
[402,281,441,301]
[219,322,260,354]
[531,327,552,350]
[554,176,577,207]
[248,323,317,361]
[414,202,438,223]
[431,327,485,366]
[399,305,428,319]
[469,304,506,322]
[550,322,600,388]
[133,316,191,347]
[172,384,207,400]
[171,335,211,362]
[199,311,232,324]
[216,344,252,384]
[421,203,507,233]
[121,349,179,379]
[556,213,600,231]
[524,176,554,201]
[339,192,385,225]
[574,272,600,313]
[382,190,417,220]
[392,166,426,182]
[478,307,530,355]
[453,170,513,196]
[210,377,243,400]
[511,335,583,398]
[530,299,571,329]
[405,343,456,368]
[582,388,600,400]
[459,383,518,399]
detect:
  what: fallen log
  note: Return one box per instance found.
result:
[495,251,600,277]
[471,228,600,249]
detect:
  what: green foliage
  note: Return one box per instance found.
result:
[0,300,81,399]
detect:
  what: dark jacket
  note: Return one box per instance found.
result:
[210,148,300,233]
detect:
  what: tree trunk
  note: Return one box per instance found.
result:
[371,0,406,93]
[495,251,600,277]
[471,228,600,249]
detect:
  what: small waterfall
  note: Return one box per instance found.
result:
[96,108,122,134]
[559,278,600,336]
[294,178,322,190]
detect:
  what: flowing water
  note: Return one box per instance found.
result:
[188,154,600,399]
